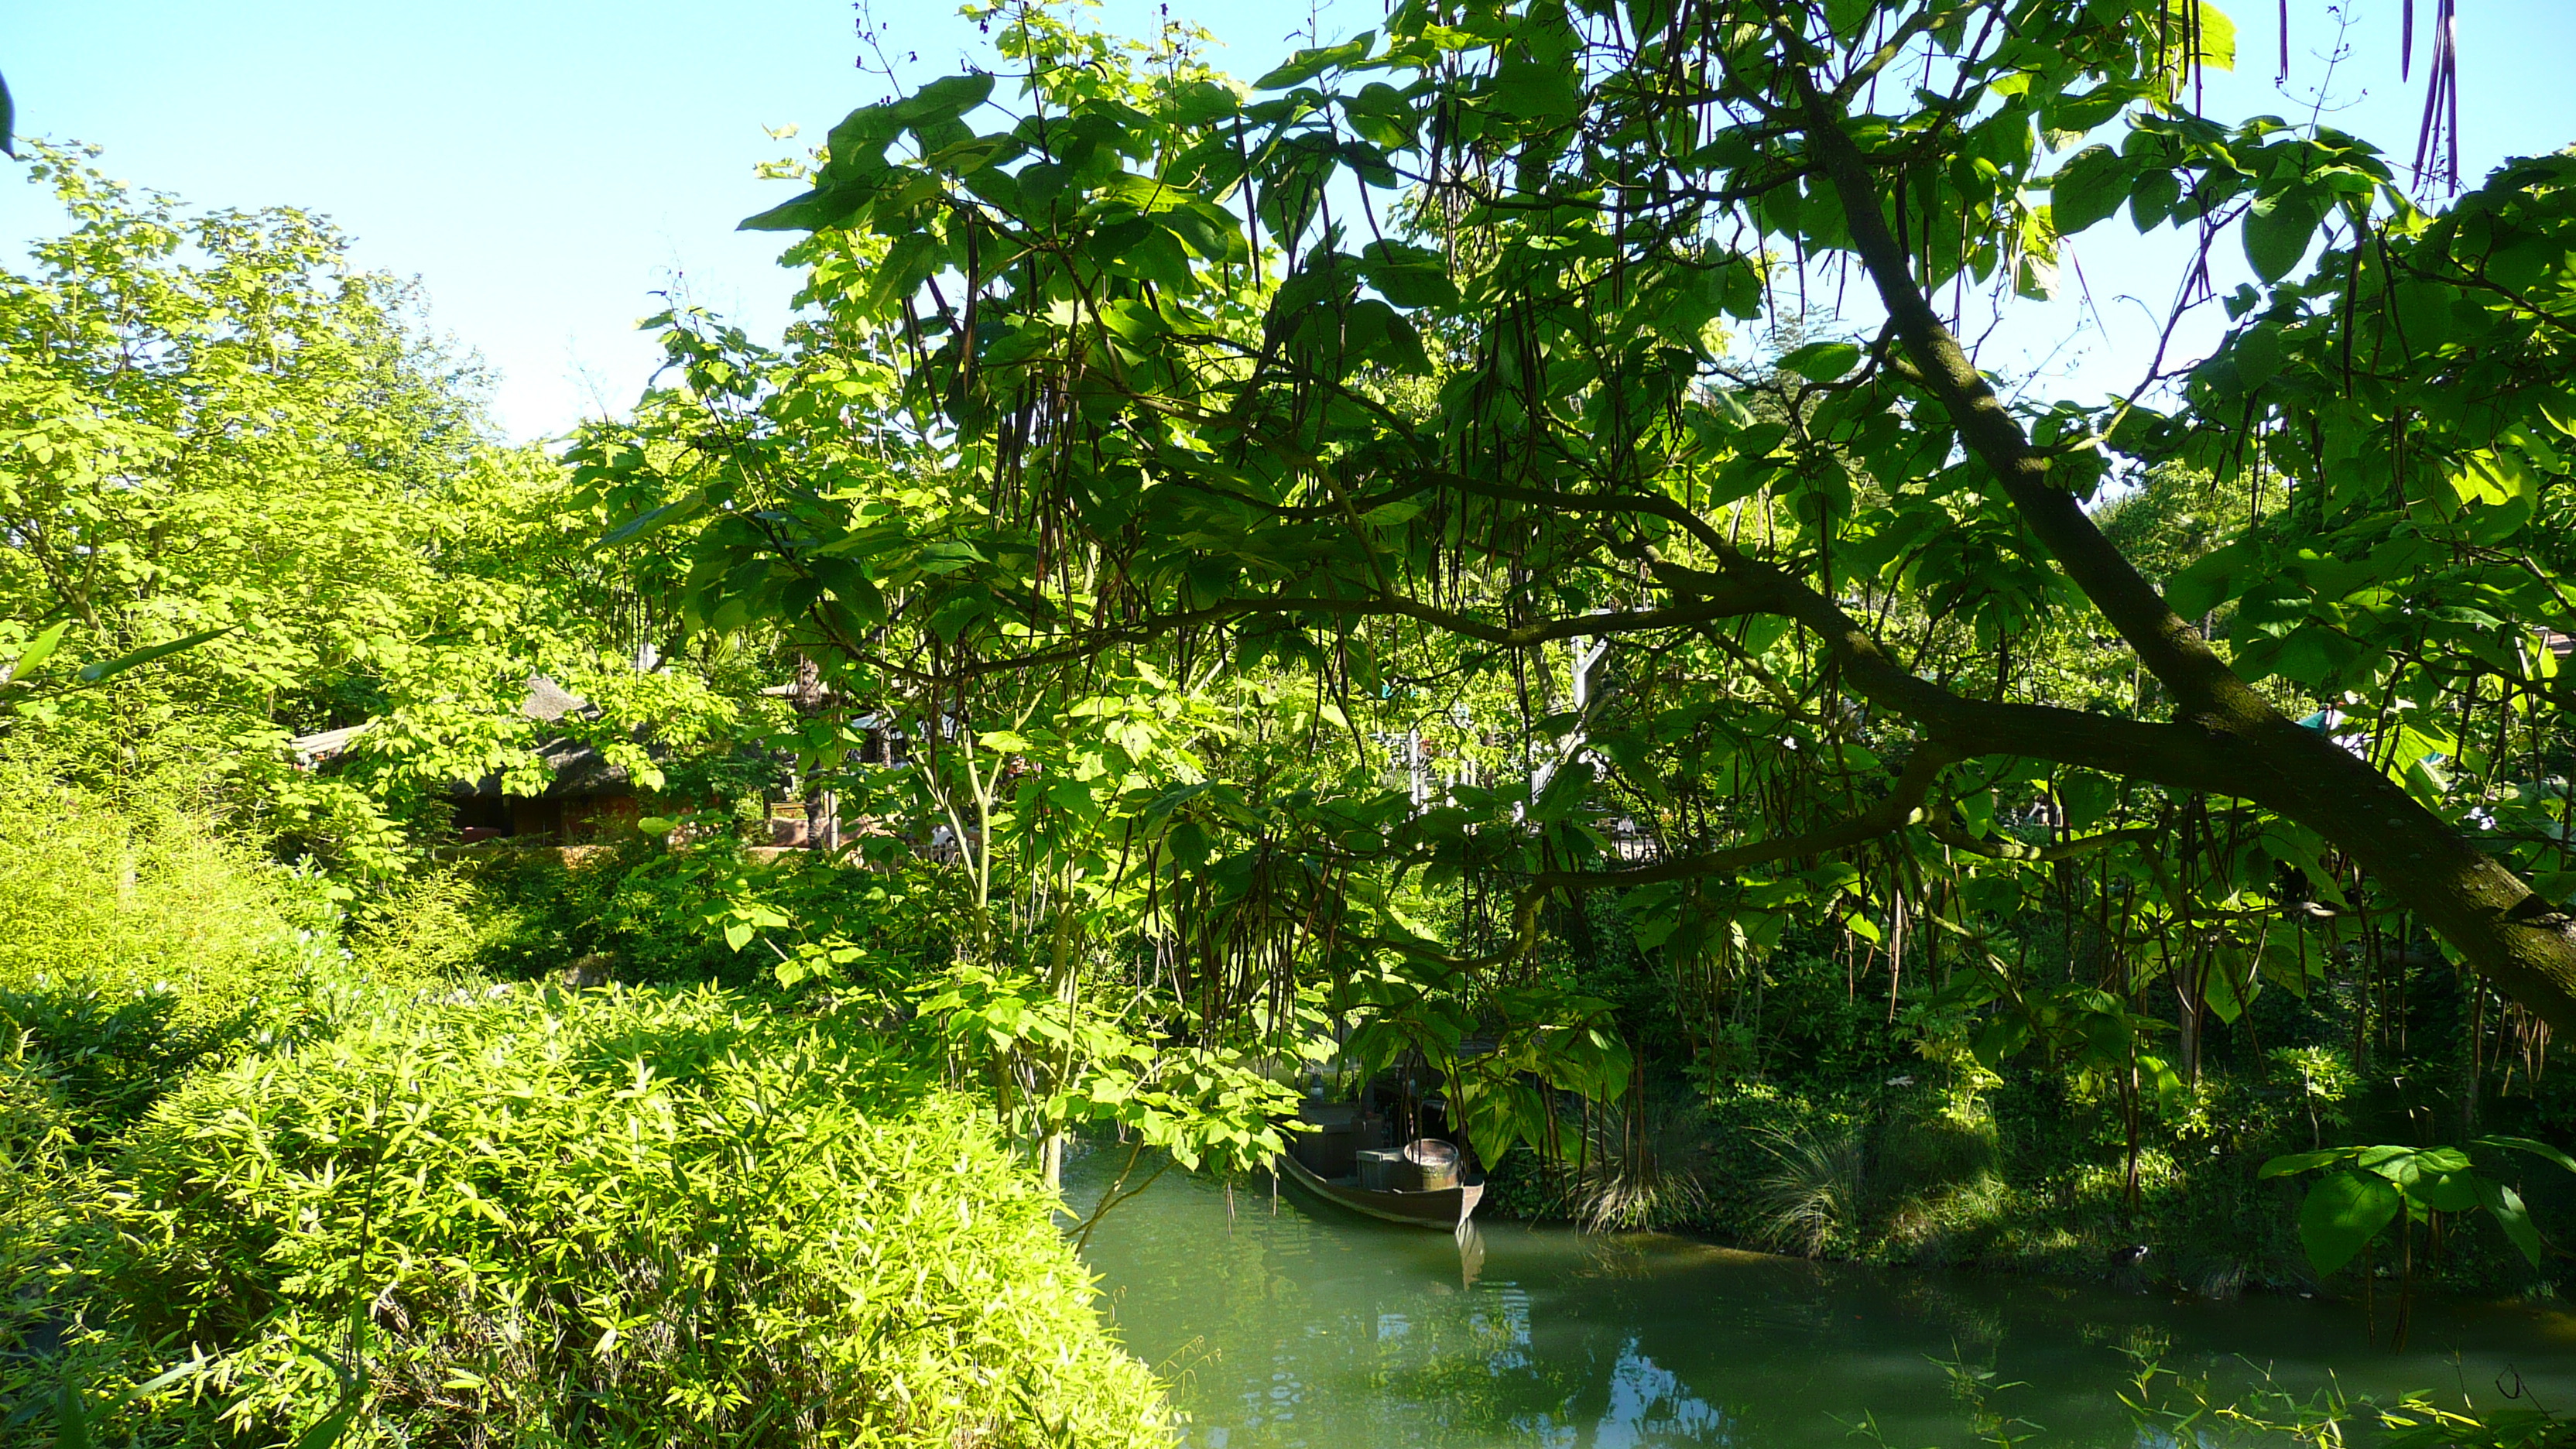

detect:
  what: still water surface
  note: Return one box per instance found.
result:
[1067,1152,2576,1448]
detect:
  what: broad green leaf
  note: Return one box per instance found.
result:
[2478,1135,2576,1176]
[738,179,875,234]
[3,618,70,683]
[1358,240,1458,308]
[2415,1169,2481,1213]
[1777,341,1863,382]
[2475,1175,2546,1265]
[2049,145,2132,235]
[1252,34,1372,91]
[2244,187,2327,283]
[2297,1170,2400,1275]
[1529,759,1595,822]
[598,488,705,548]
[2129,166,2183,230]
[2166,0,2236,73]
[2258,1149,2342,1178]
[1488,60,1582,121]
[892,73,995,124]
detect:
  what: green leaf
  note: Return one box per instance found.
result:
[1776,341,1863,382]
[598,488,705,549]
[1357,241,1458,309]
[2243,187,2327,283]
[2164,0,2236,73]
[2046,85,2132,135]
[2049,145,2132,235]
[293,1403,363,1449]
[892,74,995,125]
[55,1377,91,1449]
[738,179,876,234]
[1529,759,1595,822]
[2258,1149,2343,1178]
[2232,323,2284,389]
[2164,539,2256,618]
[2297,1170,2400,1275]
[724,922,755,953]
[2478,1134,2576,1177]
[4,619,71,683]
[2417,1169,2482,1213]
[2475,1175,2546,1266]
[2392,280,2457,353]
[1252,35,1372,91]
[1488,60,1583,121]
[2129,166,2183,231]
[75,627,235,684]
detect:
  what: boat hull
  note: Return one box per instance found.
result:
[1278,1149,1484,1229]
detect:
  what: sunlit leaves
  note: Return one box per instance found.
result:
[2242,186,2327,281]
[2047,144,2134,234]
[2262,1137,2576,1276]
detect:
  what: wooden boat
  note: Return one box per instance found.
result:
[1276,1146,1485,1229]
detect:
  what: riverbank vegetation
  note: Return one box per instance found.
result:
[6,0,2576,1440]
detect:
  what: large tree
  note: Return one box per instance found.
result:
[589,0,2576,1034]
[0,146,738,867]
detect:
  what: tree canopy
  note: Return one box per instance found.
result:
[577,0,2576,1072]
[0,146,742,868]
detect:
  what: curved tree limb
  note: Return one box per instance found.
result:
[1790,63,2576,1031]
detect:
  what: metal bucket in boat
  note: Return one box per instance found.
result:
[1396,1139,1462,1191]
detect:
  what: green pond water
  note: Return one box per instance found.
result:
[1066,1150,2576,1448]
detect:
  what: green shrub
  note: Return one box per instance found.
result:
[0,1042,147,1447]
[392,840,964,991]
[99,985,1170,1447]
[0,753,360,1133]
[0,755,337,1012]
[343,858,553,981]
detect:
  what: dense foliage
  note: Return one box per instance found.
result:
[0,149,1170,1444]
[569,0,2576,1280]
[0,144,743,873]
[0,774,1170,1446]
[6,0,2576,1440]
[93,987,1166,1447]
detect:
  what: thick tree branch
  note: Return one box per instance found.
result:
[1795,72,2266,732]
[1790,65,2576,1033]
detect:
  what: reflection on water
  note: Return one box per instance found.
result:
[1067,1149,2576,1448]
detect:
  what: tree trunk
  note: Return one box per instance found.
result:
[1800,86,2576,1033]
[790,653,833,849]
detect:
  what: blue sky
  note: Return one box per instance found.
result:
[5,1,2570,441]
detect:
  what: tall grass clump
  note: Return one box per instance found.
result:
[1751,1126,1869,1257]
[95,985,1171,1447]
